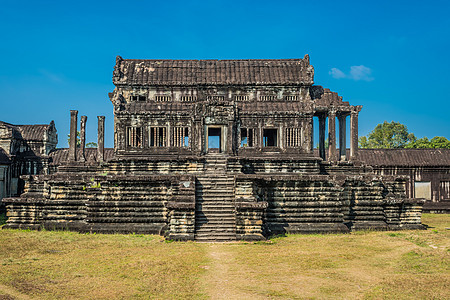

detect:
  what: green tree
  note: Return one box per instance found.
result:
[86,142,98,148]
[359,121,416,148]
[405,136,450,149]
[67,132,98,148]
[67,131,81,147]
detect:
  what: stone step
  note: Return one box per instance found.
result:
[195,221,235,227]
[196,214,235,220]
[195,221,236,227]
[196,210,235,215]
[195,230,236,236]
[196,179,234,184]
[196,198,235,202]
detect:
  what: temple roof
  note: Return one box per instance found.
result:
[0,121,55,141]
[113,55,314,86]
[359,149,450,167]
[49,148,115,165]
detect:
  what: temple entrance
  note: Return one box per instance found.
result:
[205,125,227,153]
[208,127,221,153]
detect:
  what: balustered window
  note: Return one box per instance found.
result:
[180,95,196,102]
[285,128,301,147]
[172,127,189,147]
[259,95,277,101]
[284,95,298,101]
[127,127,143,148]
[149,127,167,147]
[155,95,171,102]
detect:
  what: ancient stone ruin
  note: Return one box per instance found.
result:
[2,55,425,241]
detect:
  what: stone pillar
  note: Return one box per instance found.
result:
[69,110,78,161]
[350,109,360,161]
[338,114,347,160]
[305,117,313,153]
[318,114,326,160]
[97,116,105,162]
[80,116,87,162]
[328,110,336,161]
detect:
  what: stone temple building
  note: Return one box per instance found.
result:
[0,121,57,202]
[2,55,427,241]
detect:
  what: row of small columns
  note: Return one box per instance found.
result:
[68,110,105,162]
[316,106,361,162]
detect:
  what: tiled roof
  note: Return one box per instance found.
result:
[125,102,193,113]
[0,121,53,141]
[16,125,50,141]
[113,55,314,86]
[359,149,450,167]
[238,102,304,113]
[49,148,115,165]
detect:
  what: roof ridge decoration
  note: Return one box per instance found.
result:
[112,54,314,86]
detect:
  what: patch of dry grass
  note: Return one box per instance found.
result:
[0,214,448,299]
[202,214,450,299]
[0,231,208,299]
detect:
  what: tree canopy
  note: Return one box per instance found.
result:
[359,121,450,149]
[359,121,416,148]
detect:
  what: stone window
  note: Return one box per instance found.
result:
[155,95,171,102]
[180,95,196,102]
[414,181,431,200]
[284,95,298,101]
[127,127,143,148]
[234,95,249,101]
[263,129,278,147]
[440,181,450,200]
[260,95,277,101]
[240,128,254,147]
[172,127,189,147]
[149,127,167,147]
[206,95,225,101]
[285,128,301,147]
[131,95,146,101]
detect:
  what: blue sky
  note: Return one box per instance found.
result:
[0,0,449,148]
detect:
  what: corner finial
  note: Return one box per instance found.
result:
[116,55,123,64]
[303,54,310,64]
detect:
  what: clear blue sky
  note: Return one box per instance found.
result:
[1,0,449,148]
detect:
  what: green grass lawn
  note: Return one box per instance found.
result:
[0,214,448,299]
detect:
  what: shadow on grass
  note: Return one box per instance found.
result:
[0,211,7,226]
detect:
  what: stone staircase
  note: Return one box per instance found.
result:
[195,154,236,242]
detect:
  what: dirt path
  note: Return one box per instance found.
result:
[0,283,32,300]
[202,244,265,300]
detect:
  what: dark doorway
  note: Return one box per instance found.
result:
[263,129,278,147]
[208,127,221,152]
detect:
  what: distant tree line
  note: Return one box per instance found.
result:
[359,121,450,149]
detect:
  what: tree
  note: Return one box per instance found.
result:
[67,131,98,148]
[359,121,416,149]
[405,136,450,149]
[67,131,81,147]
[86,142,98,148]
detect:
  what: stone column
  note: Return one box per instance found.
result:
[80,116,87,162]
[338,114,347,160]
[304,117,313,153]
[350,108,360,161]
[318,114,326,160]
[69,110,78,161]
[97,116,105,162]
[328,110,336,161]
